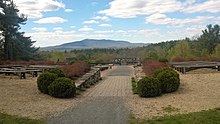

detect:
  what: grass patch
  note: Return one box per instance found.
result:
[162,105,180,113]
[131,77,138,94]
[0,113,44,124]
[130,108,220,124]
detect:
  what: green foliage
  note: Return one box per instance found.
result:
[137,77,161,97]
[48,77,76,98]
[49,51,66,62]
[46,68,65,77]
[130,108,220,124]
[155,68,180,93]
[37,73,57,94]
[172,40,193,58]
[158,58,169,63]
[131,77,138,94]
[199,24,220,54]
[212,44,220,57]
[0,112,44,124]
[0,0,38,60]
[162,105,180,113]
[153,67,179,77]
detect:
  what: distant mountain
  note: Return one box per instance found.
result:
[40,39,148,51]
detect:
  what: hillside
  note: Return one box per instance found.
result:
[41,39,147,51]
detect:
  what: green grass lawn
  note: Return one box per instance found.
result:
[130,108,220,124]
[0,113,44,124]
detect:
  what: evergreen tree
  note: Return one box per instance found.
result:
[0,0,38,60]
[198,24,220,54]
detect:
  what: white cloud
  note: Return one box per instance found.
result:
[182,0,196,6]
[32,27,47,32]
[95,30,114,34]
[14,0,65,18]
[34,17,67,24]
[83,20,99,24]
[93,16,109,21]
[53,27,63,31]
[70,26,76,28]
[65,9,73,12]
[167,25,205,39]
[99,24,112,27]
[78,26,94,32]
[183,0,220,13]
[116,30,127,33]
[214,17,220,24]
[99,0,182,18]
[99,0,220,20]
[129,29,160,36]
[146,13,213,25]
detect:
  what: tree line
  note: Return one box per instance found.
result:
[40,24,220,63]
[0,0,38,61]
[145,24,220,61]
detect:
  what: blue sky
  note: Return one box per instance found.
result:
[12,0,220,47]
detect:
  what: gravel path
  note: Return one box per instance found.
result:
[128,68,220,119]
[47,65,133,124]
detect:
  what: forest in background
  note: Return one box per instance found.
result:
[1,1,220,63]
[39,24,220,64]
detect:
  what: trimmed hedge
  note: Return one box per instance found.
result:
[137,67,180,98]
[137,77,162,97]
[48,77,76,98]
[46,68,65,77]
[131,77,138,94]
[37,72,57,94]
[154,68,180,93]
[154,67,179,78]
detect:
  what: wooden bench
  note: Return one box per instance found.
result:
[0,68,41,79]
[169,61,220,74]
[0,70,27,79]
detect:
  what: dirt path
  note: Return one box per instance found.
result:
[47,65,133,124]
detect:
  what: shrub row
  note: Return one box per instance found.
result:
[60,61,90,79]
[142,60,167,76]
[131,77,138,94]
[0,60,57,65]
[137,67,180,97]
[137,77,161,97]
[37,68,76,98]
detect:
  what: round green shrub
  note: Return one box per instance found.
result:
[153,67,179,78]
[37,72,57,94]
[48,77,76,98]
[46,68,65,77]
[156,69,180,93]
[137,77,161,97]
[159,58,169,63]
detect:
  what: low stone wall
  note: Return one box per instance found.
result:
[75,68,101,88]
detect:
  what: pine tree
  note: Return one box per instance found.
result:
[198,24,220,54]
[0,0,38,60]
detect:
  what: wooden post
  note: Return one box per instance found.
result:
[183,67,186,74]
[180,68,183,73]
[177,67,180,72]
[33,71,38,77]
[19,72,26,79]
